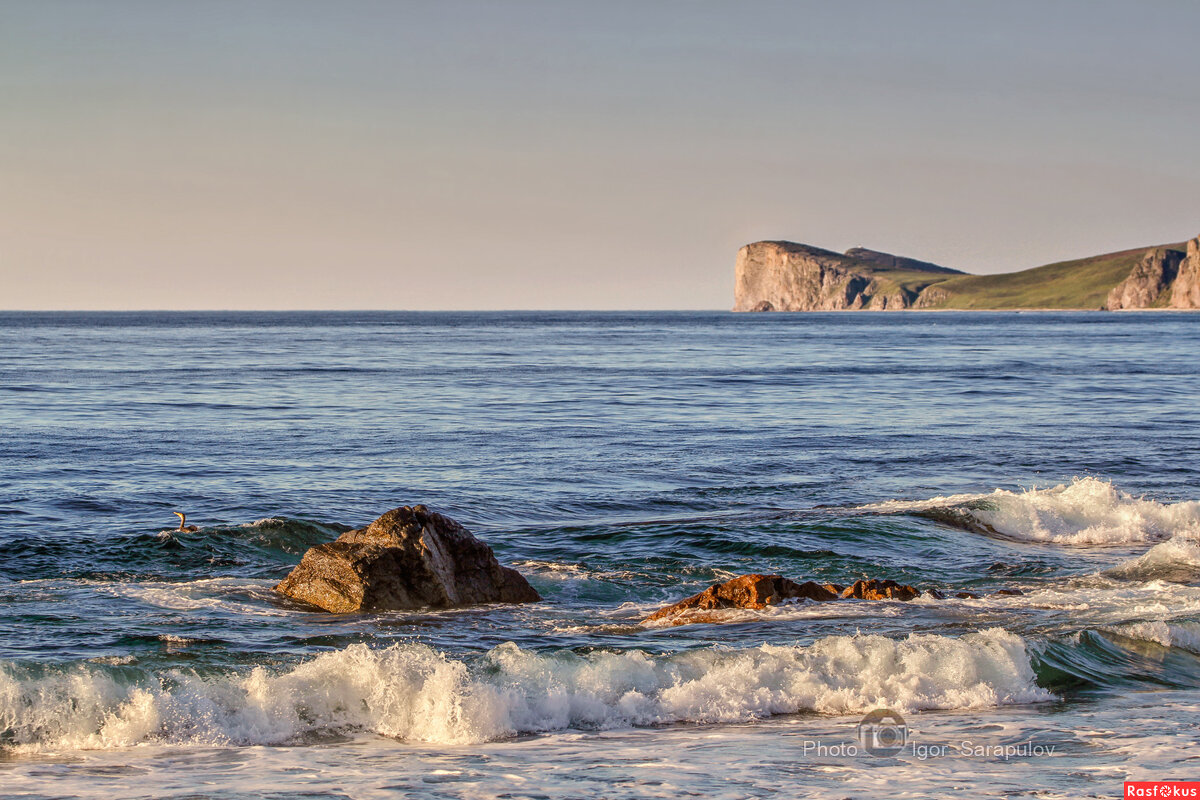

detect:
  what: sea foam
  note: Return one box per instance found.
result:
[1107,536,1200,582]
[1110,621,1200,655]
[0,629,1049,752]
[866,477,1200,545]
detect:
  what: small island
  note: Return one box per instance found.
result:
[734,234,1200,311]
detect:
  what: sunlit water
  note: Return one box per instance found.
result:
[1,311,1198,799]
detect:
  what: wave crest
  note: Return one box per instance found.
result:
[1107,537,1200,582]
[0,629,1049,751]
[1110,621,1200,654]
[866,478,1200,545]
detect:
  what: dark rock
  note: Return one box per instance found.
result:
[954,591,981,599]
[643,574,837,624]
[274,505,541,613]
[750,300,775,312]
[840,579,919,601]
[994,588,1024,596]
[923,587,945,600]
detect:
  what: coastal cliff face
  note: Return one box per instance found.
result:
[1106,248,1184,310]
[733,241,951,311]
[733,242,865,311]
[1169,237,1200,309]
[735,234,1200,311]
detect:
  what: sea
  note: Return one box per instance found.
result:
[1,310,1198,799]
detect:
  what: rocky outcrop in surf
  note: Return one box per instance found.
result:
[839,578,921,601]
[274,505,541,613]
[641,573,1010,626]
[642,574,839,623]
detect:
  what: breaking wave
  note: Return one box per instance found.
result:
[0,629,1049,752]
[864,477,1200,545]
[1109,621,1200,655]
[1107,537,1200,582]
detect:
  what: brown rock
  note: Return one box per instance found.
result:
[274,505,541,613]
[643,574,837,624]
[822,583,845,596]
[1170,236,1200,309]
[790,580,839,602]
[840,579,920,601]
[1106,247,1185,309]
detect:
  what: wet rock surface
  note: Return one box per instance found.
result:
[275,505,541,613]
[839,578,920,601]
[644,573,1008,625]
[642,574,837,623]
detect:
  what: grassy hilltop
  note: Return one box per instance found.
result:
[922,244,1184,309]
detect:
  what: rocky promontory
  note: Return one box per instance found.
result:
[733,241,961,312]
[275,504,541,612]
[735,234,1200,311]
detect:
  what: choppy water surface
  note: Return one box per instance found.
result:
[1,311,1198,799]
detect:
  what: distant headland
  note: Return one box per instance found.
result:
[733,234,1200,311]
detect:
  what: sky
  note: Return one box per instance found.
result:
[2,0,1199,310]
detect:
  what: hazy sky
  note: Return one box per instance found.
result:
[3,1,1199,310]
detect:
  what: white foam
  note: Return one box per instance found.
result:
[102,578,289,616]
[1107,536,1200,582]
[1110,621,1200,654]
[865,477,1200,545]
[0,629,1049,752]
[937,578,1200,637]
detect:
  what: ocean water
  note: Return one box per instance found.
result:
[1,310,1198,799]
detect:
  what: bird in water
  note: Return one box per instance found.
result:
[173,512,199,532]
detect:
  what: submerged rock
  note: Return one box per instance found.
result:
[643,574,837,623]
[274,505,541,613]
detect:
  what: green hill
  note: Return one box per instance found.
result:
[921,244,1184,310]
